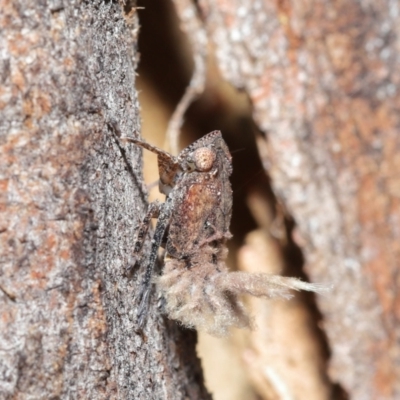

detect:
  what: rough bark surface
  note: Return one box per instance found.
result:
[0,1,209,399]
[194,0,400,399]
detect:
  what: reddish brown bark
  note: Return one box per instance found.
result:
[0,1,209,398]
[194,0,400,398]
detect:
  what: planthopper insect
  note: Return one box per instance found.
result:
[121,131,329,336]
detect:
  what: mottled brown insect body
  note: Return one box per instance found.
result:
[122,131,329,336]
[166,132,232,263]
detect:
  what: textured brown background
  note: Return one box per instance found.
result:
[0,1,209,399]
[2,0,400,399]
[195,0,400,398]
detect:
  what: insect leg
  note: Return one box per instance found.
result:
[120,136,181,195]
[127,200,161,276]
[120,136,177,161]
[136,196,173,329]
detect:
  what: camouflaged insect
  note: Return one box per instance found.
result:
[122,131,328,336]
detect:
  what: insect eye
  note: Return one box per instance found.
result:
[191,147,216,172]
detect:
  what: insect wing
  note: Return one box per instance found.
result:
[166,173,221,261]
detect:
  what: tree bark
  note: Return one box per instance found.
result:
[0,1,209,398]
[194,0,400,399]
